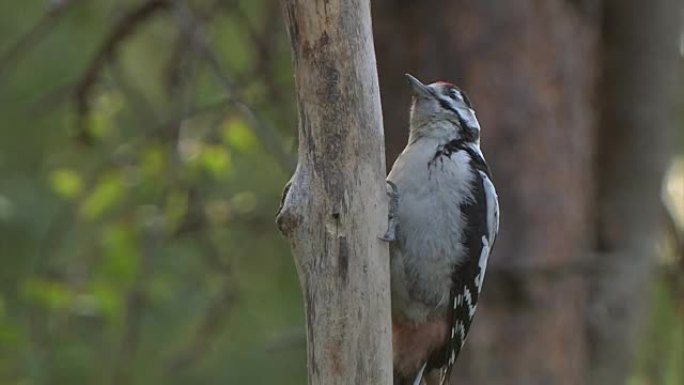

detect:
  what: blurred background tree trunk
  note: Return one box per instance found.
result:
[372,0,681,384]
[590,1,681,384]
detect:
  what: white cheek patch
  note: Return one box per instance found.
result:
[455,106,481,133]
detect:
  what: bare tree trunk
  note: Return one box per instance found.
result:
[276,1,392,384]
[589,0,682,383]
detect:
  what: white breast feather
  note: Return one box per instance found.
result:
[388,138,474,320]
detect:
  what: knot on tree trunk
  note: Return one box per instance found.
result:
[276,180,300,237]
[276,206,301,237]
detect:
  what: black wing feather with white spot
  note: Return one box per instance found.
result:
[426,143,499,384]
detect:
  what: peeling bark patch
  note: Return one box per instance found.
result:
[338,235,349,282]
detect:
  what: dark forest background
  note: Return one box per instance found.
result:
[0,1,682,384]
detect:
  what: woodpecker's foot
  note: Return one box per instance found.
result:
[380,180,399,242]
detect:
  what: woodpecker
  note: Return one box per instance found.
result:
[382,74,499,385]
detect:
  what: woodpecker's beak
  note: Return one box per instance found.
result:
[405,74,432,98]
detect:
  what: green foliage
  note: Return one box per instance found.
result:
[50,169,84,200]
[21,277,73,311]
[222,118,257,152]
[0,1,302,384]
[80,171,126,220]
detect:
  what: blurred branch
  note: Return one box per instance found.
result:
[230,0,288,105]
[164,0,232,92]
[74,0,170,144]
[171,0,295,171]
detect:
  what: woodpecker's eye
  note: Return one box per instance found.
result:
[448,89,460,100]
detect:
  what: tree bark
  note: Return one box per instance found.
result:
[277,1,392,385]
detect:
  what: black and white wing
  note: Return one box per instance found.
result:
[428,145,499,384]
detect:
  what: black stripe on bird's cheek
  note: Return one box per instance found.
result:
[437,96,479,142]
[437,97,458,115]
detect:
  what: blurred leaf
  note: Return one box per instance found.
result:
[100,223,140,286]
[140,145,166,178]
[86,110,115,140]
[50,169,84,200]
[86,92,124,140]
[222,118,257,152]
[79,171,125,220]
[88,282,123,324]
[199,145,232,178]
[21,278,72,311]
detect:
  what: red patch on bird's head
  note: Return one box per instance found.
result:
[434,80,457,88]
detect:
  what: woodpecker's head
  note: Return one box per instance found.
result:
[406,74,480,143]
